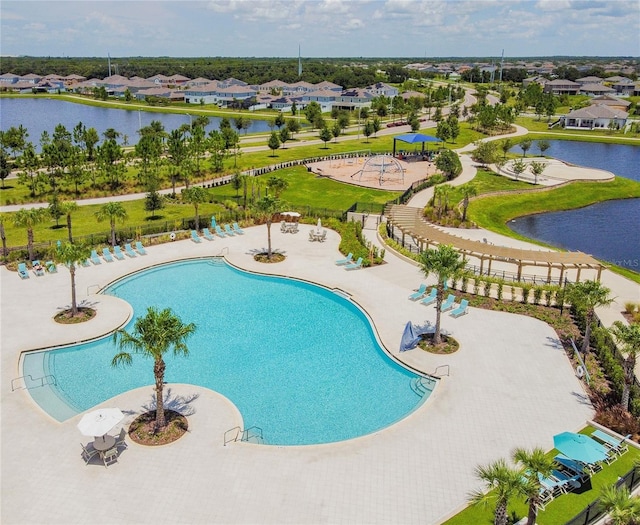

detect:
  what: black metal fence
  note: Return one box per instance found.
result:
[564,466,640,525]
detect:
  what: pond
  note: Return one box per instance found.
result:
[508,140,640,271]
[0,97,273,148]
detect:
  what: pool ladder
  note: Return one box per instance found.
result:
[410,376,437,397]
[11,374,57,392]
[224,426,265,446]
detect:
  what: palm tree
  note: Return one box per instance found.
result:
[60,200,78,243]
[418,244,466,344]
[460,183,478,223]
[112,307,196,431]
[565,280,613,354]
[56,242,91,316]
[470,458,527,525]
[95,201,128,247]
[12,207,47,261]
[610,322,640,411]
[513,447,556,525]
[599,484,640,525]
[181,186,208,231]
[252,195,282,260]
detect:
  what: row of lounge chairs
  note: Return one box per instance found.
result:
[191,223,244,243]
[17,260,57,279]
[408,285,469,317]
[335,253,363,270]
[89,242,148,265]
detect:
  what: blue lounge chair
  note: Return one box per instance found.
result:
[551,469,581,491]
[81,259,91,267]
[90,250,102,265]
[135,241,147,255]
[214,225,227,238]
[113,246,126,260]
[591,429,630,456]
[554,455,590,483]
[232,222,244,235]
[124,244,137,257]
[335,253,353,265]
[202,228,215,241]
[420,288,438,306]
[440,294,456,312]
[211,217,217,228]
[45,260,57,273]
[32,260,45,276]
[191,230,202,243]
[409,284,428,301]
[102,247,114,262]
[450,299,469,318]
[224,224,235,236]
[17,262,29,279]
[344,257,363,270]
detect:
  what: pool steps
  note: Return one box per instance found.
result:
[411,376,437,397]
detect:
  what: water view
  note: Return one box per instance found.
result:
[0,97,273,147]
[508,140,640,271]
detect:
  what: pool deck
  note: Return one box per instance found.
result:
[2,224,595,524]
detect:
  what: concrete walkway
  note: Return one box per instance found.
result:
[1,224,593,525]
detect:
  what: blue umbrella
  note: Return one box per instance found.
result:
[553,432,609,464]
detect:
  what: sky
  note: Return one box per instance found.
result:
[1,0,639,59]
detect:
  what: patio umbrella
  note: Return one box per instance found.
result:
[317,218,322,233]
[553,432,609,464]
[282,211,300,218]
[77,408,124,438]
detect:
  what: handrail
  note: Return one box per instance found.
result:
[433,365,450,377]
[224,425,264,445]
[217,247,229,256]
[223,426,241,446]
[241,426,264,443]
[11,374,56,392]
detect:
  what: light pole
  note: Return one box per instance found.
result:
[357,106,361,140]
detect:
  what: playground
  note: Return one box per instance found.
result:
[307,154,438,191]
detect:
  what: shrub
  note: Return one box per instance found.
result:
[533,287,543,305]
[473,278,480,295]
[482,280,491,297]
[510,285,516,301]
[461,275,469,293]
[521,284,532,304]
[497,282,503,301]
[544,288,553,307]
[624,302,638,314]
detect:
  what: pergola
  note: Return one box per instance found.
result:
[392,133,442,156]
[386,205,604,283]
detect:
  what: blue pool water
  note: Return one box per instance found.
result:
[23,259,430,445]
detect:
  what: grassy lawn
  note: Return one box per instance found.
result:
[444,426,640,525]
[514,117,640,144]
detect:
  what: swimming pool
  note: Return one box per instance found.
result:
[22,259,433,445]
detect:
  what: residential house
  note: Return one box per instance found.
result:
[580,84,614,96]
[147,74,172,86]
[576,76,604,86]
[20,73,43,85]
[334,88,374,110]
[184,82,220,104]
[166,74,190,85]
[543,79,580,95]
[560,105,628,130]
[186,77,213,87]
[315,80,343,92]
[366,82,398,98]
[258,79,290,94]
[590,94,631,112]
[0,72,21,85]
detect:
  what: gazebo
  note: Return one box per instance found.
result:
[392,133,441,156]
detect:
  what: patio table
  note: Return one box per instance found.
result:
[92,435,116,452]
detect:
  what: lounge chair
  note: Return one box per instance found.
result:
[317,229,326,242]
[135,241,148,255]
[551,469,581,491]
[450,299,469,318]
[202,228,215,241]
[113,246,126,260]
[420,288,438,306]
[81,442,99,465]
[115,428,128,450]
[408,284,427,301]
[191,230,202,243]
[281,221,287,233]
[17,262,30,279]
[45,260,57,273]
[344,257,363,270]
[308,231,316,241]
[32,260,45,276]
[214,225,227,238]
[232,222,244,235]
[102,247,114,262]
[538,472,568,497]
[440,294,456,312]
[90,250,102,265]
[290,223,299,233]
[335,253,353,265]
[102,447,119,468]
[591,429,630,456]
[224,224,235,236]
[124,244,137,257]
[554,455,590,483]
[81,259,91,267]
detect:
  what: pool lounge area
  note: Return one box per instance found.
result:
[1,223,594,524]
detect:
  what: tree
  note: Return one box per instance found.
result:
[252,195,282,260]
[96,138,124,190]
[460,184,478,222]
[418,245,466,344]
[112,307,196,431]
[145,186,164,219]
[12,208,47,261]
[48,193,64,228]
[55,242,91,316]
[95,201,128,247]
[331,121,342,143]
[537,140,551,157]
[278,127,291,148]
[372,116,382,137]
[470,458,528,525]
[0,213,7,262]
[363,121,374,142]
[18,142,44,197]
[181,186,208,231]
[528,161,547,184]
[500,138,513,159]
[511,159,526,180]
[0,150,10,189]
[286,118,301,136]
[167,128,188,195]
[610,322,640,411]
[266,175,288,198]
[60,200,78,242]
[435,149,462,180]
[267,131,280,156]
[519,139,532,158]
[274,113,285,129]
[513,448,556,525]
[471,140,499,168]
[304,102,322,129]
[433,184,453,218]
[447,115,460,142]
[599,484,640,525]
[435,120,451,143]
[319,127,332,148]
[565,280,613,354]
[408,114,420,132]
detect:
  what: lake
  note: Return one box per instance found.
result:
[508,140,640,271]
[0,97,273,147]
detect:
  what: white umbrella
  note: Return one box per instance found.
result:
[282,211,300,218]
[317,218,322,233]
[77,408,124,438]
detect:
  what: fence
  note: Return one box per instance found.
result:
[563,466,640,525]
